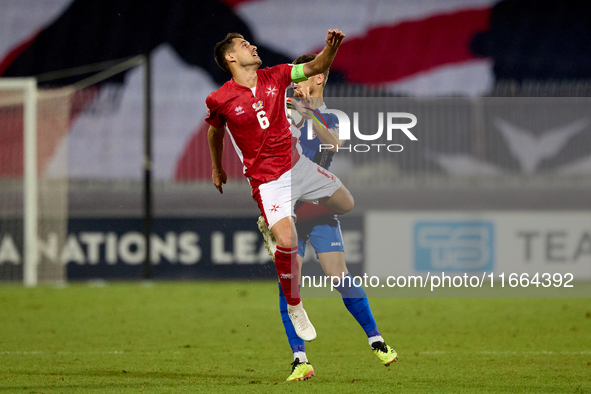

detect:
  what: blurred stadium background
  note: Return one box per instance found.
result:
[1,0,590,392]
[1,0,590,284]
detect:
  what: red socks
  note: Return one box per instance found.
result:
[275,245,300,306]
[294,202,337,223]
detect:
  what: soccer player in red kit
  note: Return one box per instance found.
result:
[206,30,353,344]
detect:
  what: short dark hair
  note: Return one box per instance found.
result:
[214,33,244,72]
[293,54,329,84]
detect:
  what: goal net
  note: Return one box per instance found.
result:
[0,57,146,286]
[0,79,71,285]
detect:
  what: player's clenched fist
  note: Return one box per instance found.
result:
[325,29,345,48]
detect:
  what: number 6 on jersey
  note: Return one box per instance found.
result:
[257,110,270,129]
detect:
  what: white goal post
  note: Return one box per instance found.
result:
[0,78,38,286]
[1,78,73,286]
[1,57,146,286]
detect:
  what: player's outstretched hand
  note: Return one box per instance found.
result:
[325,29,345,48]
[293,87,313,119]
[212,168,227,194]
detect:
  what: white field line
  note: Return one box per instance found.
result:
[418,350,591,355]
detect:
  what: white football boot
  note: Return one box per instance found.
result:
[257,216,277,261]
[287,301,317,342]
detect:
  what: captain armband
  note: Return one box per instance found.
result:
[291,64,308,83]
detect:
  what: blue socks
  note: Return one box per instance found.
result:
[278,283,305,355]
[334,273,381,338]
[278,273,381,359]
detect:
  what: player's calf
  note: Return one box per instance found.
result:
[270,216,297,248]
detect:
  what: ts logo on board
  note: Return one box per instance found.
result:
[413,221,494,272]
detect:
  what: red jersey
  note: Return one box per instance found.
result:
[205,64,299,187]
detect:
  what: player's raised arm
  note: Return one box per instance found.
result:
[291,90,344,150]
[301,29,345,78]
[207,125,227,194]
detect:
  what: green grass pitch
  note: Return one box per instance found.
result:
[0,281,590,393]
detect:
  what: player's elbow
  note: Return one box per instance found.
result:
[328,141,340,152]
[314,62,329,75]
[305,60,326,77]
[327,138,345,152]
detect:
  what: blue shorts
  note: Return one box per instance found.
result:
[297,216,345,258]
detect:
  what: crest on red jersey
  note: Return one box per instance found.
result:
[252,100,264,111]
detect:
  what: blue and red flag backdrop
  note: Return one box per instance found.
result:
[1,0,590,181]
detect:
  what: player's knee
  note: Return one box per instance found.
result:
[274,232,289,248]
[336,187,354,214]
[343,193,354,213]
[328,269,348,280]
[274,230,296,248]
[271,217,296,248]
